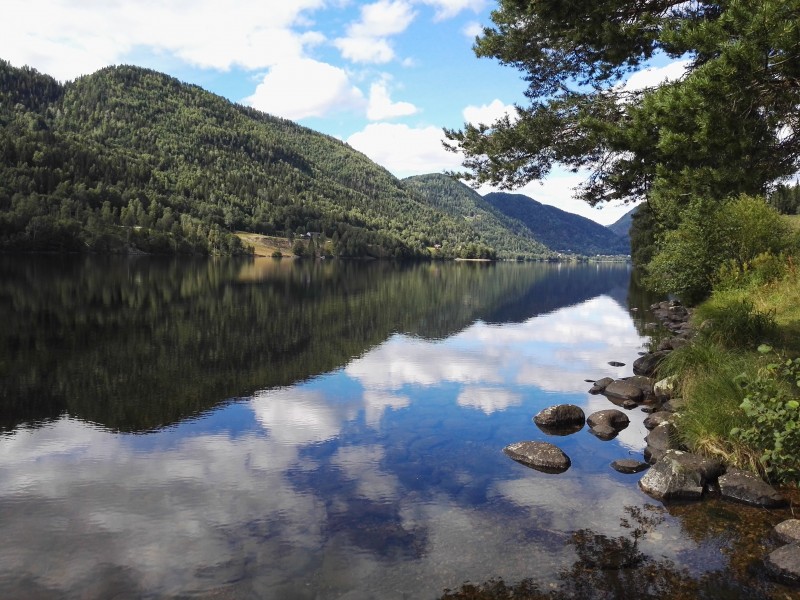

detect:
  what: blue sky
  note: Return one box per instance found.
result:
[2,1,684,224]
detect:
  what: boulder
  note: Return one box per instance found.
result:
[644,422,683,464]
[638,450,725,502]
[503,441,571,474]
[643,411,674,430]
[717,468,787,508]
[589,424,619,440]
[587,409,630,431]
[624,375,655,396]
[775,520,800,545]
[533,404,585,429]
[653,375,678,400]
[764,543,800,586]
[604,380,644,402]
[633,351,670,377]
[611,459,650,474]
[588,377,614,395]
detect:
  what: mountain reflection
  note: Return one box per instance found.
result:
[4,258,783,599]
[0,256,637,432]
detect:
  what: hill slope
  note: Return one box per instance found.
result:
[483,192,630,255]
[0,60,483,257]
[402,174,549,259]
[607,205,639,250]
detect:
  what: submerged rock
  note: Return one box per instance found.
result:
[587,409,630,431]
[503,441,571,474]
[588,377,614,395]
[533,404,585,430]
[603,380,643,403]
[765,542,800,586]
[717,468,788,508]
[638,450,725,502]
[608,361,625,367]
[775,520,800,545]
[611,459,649,474]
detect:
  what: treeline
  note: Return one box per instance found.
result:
[0,60,492,258]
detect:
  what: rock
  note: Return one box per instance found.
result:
[638,450,726,502]
[661,397,687,413]
[654,375,678,401]
[643,411,674,430]
[611,459,650,474]
[533,404,585,429]
[623,375,654,396]
[622,399,638,409]
[641,406,657,414]
[717,468,788,508]
[604,380,644,402]
[587,409,630,431]
[608,361,625,367]
[633,351,670,377]
[503,441,571,474]
[588,377,614,395]
[764,543,800,586]
[589,424,619,440]
[775,520,800,545]
[644,422,681,463]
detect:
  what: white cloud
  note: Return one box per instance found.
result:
[463,99,517,127]
[482,167,640,226]
[1,0,326,81]
[347,122,464,177]
[462,21,483,39]
[367,80,418,120]
[457,387,522,414]
[619,59,691,93]
[244,58,365,120]
[334,0,416,64]
[416,0,486,20]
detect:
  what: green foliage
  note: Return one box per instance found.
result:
[695,299,777,350]
[645,195,790,303]
[447,1,800,211]
[731,346,800,483]
[0,60,490,258]
[769,182,800,215]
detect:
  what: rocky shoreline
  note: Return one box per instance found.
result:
[503,299,799,586]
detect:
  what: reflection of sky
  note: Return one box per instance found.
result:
[0,295,727,598]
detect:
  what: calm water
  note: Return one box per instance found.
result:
[0,257,795,599]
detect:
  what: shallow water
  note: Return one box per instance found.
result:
[0,256,796,599]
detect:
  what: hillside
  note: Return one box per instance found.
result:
[402,174,549,259]
[0,60,484,257]
[607,205,639,251]
[483,192,630,256]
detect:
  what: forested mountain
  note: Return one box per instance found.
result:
[402,173,548,259]
[483,192,630,256]
[0,60,487,257]
[607,205,639,251]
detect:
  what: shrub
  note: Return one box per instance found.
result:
[731,345,800,484]
[646,195,790,303]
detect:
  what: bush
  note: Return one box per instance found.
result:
[646,195,790,303]
[731,346,800,483]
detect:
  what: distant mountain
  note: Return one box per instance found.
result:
[402,174,549,259]
[0,60,485,257]
[483,192,630,256]
[606,205,640,250]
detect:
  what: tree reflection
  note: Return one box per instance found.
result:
[440,505,774,600]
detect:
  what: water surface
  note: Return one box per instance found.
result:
[0,257,794,598]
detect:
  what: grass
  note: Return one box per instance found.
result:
[235,232,294,257]
[663,258,800,481]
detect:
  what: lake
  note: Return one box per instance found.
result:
[0,256,794,599]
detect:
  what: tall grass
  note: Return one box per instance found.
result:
[658,339,762,469]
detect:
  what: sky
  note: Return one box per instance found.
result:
[1,0,685,225]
